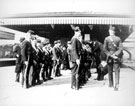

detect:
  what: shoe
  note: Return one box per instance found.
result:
[94,77,99,80]
[75,87,79,90]
[37,80,43,85]
[59,74,62,76]
[43,78,47,82]
[22,84,26,88]
[15,80,19,83]
[48,77,53,80]
[108,85,113,87]
[114,87,118,91]
[114,84,119,91]
[71,86,75,89]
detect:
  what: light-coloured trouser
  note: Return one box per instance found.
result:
[107,63,120,87]
[21,62,33,87]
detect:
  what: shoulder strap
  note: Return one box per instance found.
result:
[109,36,117,47]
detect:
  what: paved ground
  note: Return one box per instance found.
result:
[0,64,135,106]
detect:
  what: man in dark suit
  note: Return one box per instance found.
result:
[103,25,123,91]
[52,40,61,77]
[70,27,83,90]
[91,39,102,80]
[20,30,35,88]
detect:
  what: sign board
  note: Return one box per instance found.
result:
[84,34,90,41]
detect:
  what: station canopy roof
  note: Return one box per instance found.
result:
[0,0,135,25]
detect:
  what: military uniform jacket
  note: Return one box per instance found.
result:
[70,37,82,62]
[104,35,123,58]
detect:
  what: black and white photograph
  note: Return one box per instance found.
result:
[0,0,135,106]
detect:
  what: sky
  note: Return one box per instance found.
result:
[0,0,135,17]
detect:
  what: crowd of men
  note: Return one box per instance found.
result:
[69,25,123,91]
[13,25,123,91]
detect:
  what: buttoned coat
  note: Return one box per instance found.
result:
[70,37,82,63]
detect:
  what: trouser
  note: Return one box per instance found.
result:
[107,63,120,87]
[41,63,48,81]
[84,62,91,81]
[53,60,61,77]
[71,62,79,89]
[79,63,85,85]
[15,62,21,82]
[32,61,40,85]
[48,64,53,78]
[100,65,108,80]
[16,73,20,82]
[95,56,101,80]
[21,61,33,88]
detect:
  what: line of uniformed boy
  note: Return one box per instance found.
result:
[18,30,64,88]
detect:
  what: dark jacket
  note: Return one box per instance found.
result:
[13,43,21,63]
[13,43,22,73]
[70,37,82,62]
[21,40,33,62]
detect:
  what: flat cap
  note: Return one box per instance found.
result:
[57,40,61,43]
[54,40,58,44]
[27,30,35,35]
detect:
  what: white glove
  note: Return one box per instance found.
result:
[111,54,118,59]
[16,54,19,57]
[76,59,80,66]
[24,61,28,66]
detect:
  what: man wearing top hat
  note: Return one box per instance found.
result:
[103,25,123,91]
